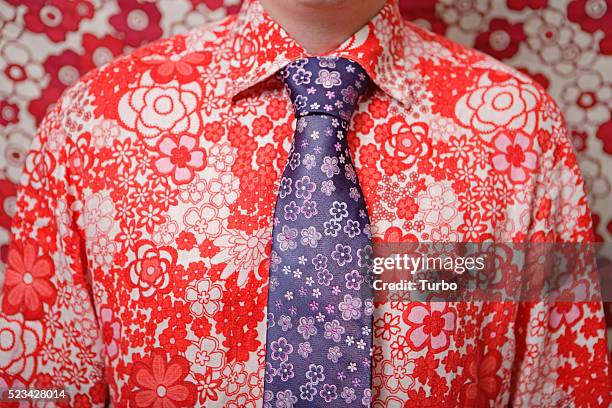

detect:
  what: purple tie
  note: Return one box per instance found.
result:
[264,57,374,407]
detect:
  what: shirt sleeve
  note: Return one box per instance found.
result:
[509,93,611,406]
[0,86,108,406]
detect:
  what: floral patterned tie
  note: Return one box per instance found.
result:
[264,57,374,407]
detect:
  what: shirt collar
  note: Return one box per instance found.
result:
[223,0,415,107]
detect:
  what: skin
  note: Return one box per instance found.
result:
[259,0,388,55]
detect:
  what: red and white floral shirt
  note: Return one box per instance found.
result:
[0,0,610,406]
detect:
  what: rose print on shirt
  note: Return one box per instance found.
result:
[152,215,178,245]
[92,236,118,266]
[79,193,115,239]
[184,204,221,238]
[185,336,225,373]
[402,302,456,353]
[185,277,223,317]
[382,357,415,392]
[118,78,202,140]
[455,73,540,134]
[207,142,235,172]
[153,133,207,185]
[128,240,176,298]
[0,315,39,380]
[491,130,538,184]
[209,173,239,207]
[2,240,56,320]
[145,52,212,84]
[382,119,430,171]
[418,182,458,226]
[128,348,197,407]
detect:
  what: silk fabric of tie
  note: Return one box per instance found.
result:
[263,57,374,407]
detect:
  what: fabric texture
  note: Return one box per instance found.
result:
[0,0,610,407]
[264,57,374,406]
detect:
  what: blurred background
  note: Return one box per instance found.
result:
[0,0,611,355]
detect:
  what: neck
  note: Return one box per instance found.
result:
[258,0,388,55]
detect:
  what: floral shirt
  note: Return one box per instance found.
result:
[0,0,610,407]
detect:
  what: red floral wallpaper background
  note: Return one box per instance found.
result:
[0,0,611,353]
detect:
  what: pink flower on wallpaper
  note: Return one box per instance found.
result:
[29,50,85,123]
[19,0,94,42]
[81,33,125,71]
[109,0,163,47]
[43,50,84,88]
[597,116,612,154]
[475,18,526,60]
[600,31,612,55]
[0,99,19,127]
[568,0,612,55]
[568,0,612,33]
[398,0,447,35]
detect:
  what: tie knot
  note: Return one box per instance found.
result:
[280,57,370,121]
